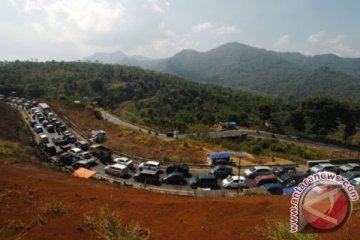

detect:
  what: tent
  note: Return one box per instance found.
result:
[73,168,96,179]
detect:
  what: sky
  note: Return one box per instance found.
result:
[1,0,360,61]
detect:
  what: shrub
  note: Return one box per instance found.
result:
[93,110,103,120]
[83,205,149,240]
[255,220,318,240]
[40,201,69,216]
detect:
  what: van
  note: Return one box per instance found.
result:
[105,164,129,178]
[190,174,219,189]
[69,148,82,158]
[210,165,233,179]
[133,170,160,185]
[75,141,90,151]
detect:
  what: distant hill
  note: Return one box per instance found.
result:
[126,42,360,101]
[83,51,128,64]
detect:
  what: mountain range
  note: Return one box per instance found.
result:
[83,42,360,101]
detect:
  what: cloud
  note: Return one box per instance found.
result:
[273,34,291,48]
[146,0,170,13]
[211,25,237,35]
[304,32,360,57]
[192,22,213,32]
[307,31,326,44]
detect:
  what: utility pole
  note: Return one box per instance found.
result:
[237,157,242,196]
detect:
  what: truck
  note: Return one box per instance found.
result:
[90,144,112,164]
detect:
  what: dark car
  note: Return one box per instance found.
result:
[47,124,55,133]
[273,166,297,177]
[67,134,77,143]
[42,120,49,128]
[72,159,96,170]
[341,171,360,181]
[50,117,57,123]
[34,124,43,133]
[38,115,45,123]
[75,141,90,151]
[30,120,37,128]
[260,183,284,195]
[166,163,190,177]
[56,152,73,165]
[277,172,305,187]
[210,165,233,179]
[134,170,160,185]
[44,143,57,157]
[162,172,187,185]
[57,125,66,133]
[54,121,62,128]
[190,174,219,189]
[52,137,61,146]
[60,139,71,151]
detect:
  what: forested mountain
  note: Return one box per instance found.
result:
[107,42,360,101]
[1,61,359,144]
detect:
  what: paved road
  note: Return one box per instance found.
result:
[99,109,358,152]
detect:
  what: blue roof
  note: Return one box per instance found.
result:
[208,152,232,159]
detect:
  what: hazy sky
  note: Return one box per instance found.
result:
[1,0,360,60]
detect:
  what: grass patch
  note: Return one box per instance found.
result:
[255,220,318,240]
[83,205,149,240]
[40,201,69,216]
[0,220,26,240]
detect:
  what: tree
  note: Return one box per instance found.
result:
[290,110,306,132]
[343,121,357,144]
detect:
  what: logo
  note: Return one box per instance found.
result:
[290,172,358,233]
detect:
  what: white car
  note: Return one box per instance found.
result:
[114,157,134,167]
[69,147,83,158]
[105,164,129,177]
[79,151,97,163]
[222,175,247,189]
[39,133,49,144]
[244,166,272,179]
[350,177,360,187]
[138,161,160,171]
[310,163,336,174]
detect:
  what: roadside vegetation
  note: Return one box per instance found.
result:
[83,205,149,240]
[255,220,318,240]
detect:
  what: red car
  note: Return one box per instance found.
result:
[252,174,278,187]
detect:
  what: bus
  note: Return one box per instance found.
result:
[38,103,52,116]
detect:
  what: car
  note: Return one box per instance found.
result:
[253,175,278,187]
[190,174,219,189]
[72,159,96,170]
[166,163,190,177]
[69,148,82,158]
[56,152,73,165]
[162,172,187,185]
[277,172,305,187]
[47,112,54,119]
[50,117,57,123]
[272,165,296,176]
[210,165,233,179]
[46,124,55,133]
[260,183,284,195]
[44,143,57,156]
[38,115,45,123]
[75,141,90,151]
[78,151,97,163]
[138,161,160,171]
[339,163,360,173]
[54,121,62,128]
[222,175,248,189]
[34,124,43,133]
[309,163,338,174]
[59,139,71,151]
[42,120,49,128]
[67,134,77,143]
[39,133,49,144]
[113,157,135,169]
[30,120,37,128]
[340,171,360,181]
[134,170,160,185]
[244,166,272,179]
[350,177,360,187]
[52,137,61,146]
[104,163,129,177]
[57,125,66,133]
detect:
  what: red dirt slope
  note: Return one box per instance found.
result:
[1,163,359,240]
